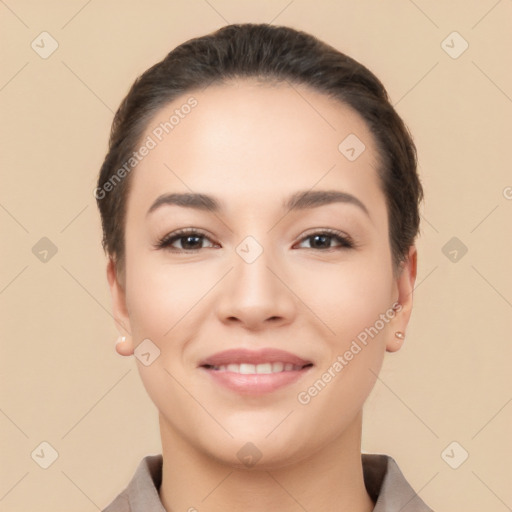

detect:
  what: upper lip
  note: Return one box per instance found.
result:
[198,348,313,368]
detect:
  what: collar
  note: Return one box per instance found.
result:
[103,453,433,512]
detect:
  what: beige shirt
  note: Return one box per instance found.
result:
[102,453,433,511]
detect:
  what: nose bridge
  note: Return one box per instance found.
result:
[233,233,280,301]
[215,232,295,327]
[238,238,275,286]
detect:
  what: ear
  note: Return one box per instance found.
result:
[386,245,418,353]
[106,258,134,356]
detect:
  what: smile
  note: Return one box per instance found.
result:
[198,347,314,395]
[204,362,309,373]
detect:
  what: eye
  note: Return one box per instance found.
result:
[155,228,354,253]
[155,228,217,252]
[295,229,354,250]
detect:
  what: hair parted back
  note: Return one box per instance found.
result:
[96,23,423,281]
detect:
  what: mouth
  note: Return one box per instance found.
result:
[202,362,312,373]
[198,348,314,395]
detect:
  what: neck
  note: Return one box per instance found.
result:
[158,412,374,512]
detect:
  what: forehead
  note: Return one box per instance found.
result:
[125,80,386,222]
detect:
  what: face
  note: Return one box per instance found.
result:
[108,80,416,468]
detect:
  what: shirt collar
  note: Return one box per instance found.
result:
[104,453,432,512]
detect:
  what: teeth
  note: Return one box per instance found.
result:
[211,362,303,373]
[272,362,284,372]
[239,363,256,374]
[255,363,271,374]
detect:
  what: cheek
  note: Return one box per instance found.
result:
[125,254,208,340]
[294,260,393,439]
[306,250,395,344]
[123,256,206,423]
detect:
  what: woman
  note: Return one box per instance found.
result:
[96,23,432,511]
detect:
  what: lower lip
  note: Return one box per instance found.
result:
[200,366,312,395]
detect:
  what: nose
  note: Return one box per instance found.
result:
[215,240,297,331]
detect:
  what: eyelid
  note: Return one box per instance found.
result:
[296,227,353,243]
[154,227,216,251]
[155,227,355,252]
[294,228,355,249]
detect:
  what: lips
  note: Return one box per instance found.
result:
[198,348,313,395]
[198,348,313,369]
[209,362,304,373]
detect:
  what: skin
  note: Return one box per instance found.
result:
[107,79,417,512]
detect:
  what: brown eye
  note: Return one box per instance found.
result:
[296,230,354,250]
[156,229,216,252]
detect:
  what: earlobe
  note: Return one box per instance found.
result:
[385,246,418,353]
[106,258,134,356]
[386,330,405,353]
[115,335,134,356]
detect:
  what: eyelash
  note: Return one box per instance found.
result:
[154,227,355,253]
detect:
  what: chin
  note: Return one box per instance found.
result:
[209,438,311,471]
[192,418,319,470]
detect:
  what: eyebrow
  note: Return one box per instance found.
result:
[146,189,370,218]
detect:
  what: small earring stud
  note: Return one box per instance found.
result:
[116,335,126,345]
[395,331,405,340]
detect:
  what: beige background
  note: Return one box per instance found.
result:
[1,0,511,510]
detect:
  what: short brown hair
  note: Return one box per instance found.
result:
[96,23,423,280]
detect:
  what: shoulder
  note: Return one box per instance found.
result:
[101,454,164,512]
[362,453,434,512]
[102,489,130,512]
